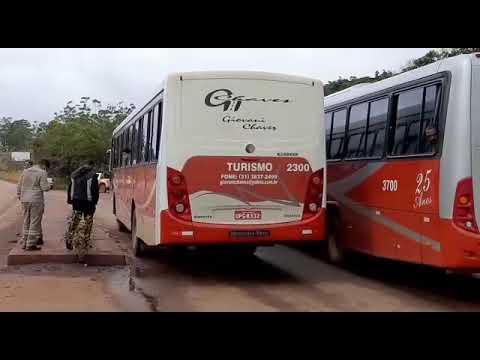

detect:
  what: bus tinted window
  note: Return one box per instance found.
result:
[117,137,121,168]
[121,132,126,167]
[346,103,368,159]
[330,109,346,159]
[366,98,388,158]
[138,116,144,163]
[127,126,132,166]
[390,87,423,156]
[131,120,138,165]
[419,85,438,154]
[325,112,332,159]
[150,106,157,161]
[144,112,151,162]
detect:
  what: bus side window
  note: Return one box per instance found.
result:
[325,112,332,159]
[137,116,146,164]
[120,132,125,167]
[129,126,134,165]
[112,137,116,168]
[132,120,138,165]
[156,101,163,159]
[116,136,120,168]
[389,85,441,157]
[144,112,152,163]
[389,87,423,156]
[366,98,389,158]
[150,106,157,161]
[345,102,368,159]
[419,85,440,154]
[330,109,347,160]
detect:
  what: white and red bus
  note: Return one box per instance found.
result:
[325,53,480,272]
[111,71,326,256]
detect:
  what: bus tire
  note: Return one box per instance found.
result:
[116,220,128,232]
[327,231,345,265]
[131,209,146,258]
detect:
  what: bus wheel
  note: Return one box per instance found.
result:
[116,220,128,232]
[327,229,345,265]
[131,210,146,258]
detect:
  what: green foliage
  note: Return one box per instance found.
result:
[0,117,35,151]
[325,48,480,96]
[324,70,394,96]
[33,98,135,176]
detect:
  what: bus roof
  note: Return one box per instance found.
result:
[113,70,321,136]
[324,53,477,109]
[175,70,319,85]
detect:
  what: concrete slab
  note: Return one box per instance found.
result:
[7,193,126,266]
[7,243,126,266]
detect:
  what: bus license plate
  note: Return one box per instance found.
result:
[234,210,262,220]
[229,230,270,238]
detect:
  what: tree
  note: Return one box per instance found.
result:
[0,117,34,152]
[34,98,135,176]
[325,48,480,96]
[402,48,480,72]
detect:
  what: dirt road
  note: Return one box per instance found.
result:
[0,180,148,311]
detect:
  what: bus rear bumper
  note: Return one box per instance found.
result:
[160,209,326,245]
[443,223,480,272]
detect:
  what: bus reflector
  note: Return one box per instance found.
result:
[167,167,192,222]
[453,177,478,233]
[302,168,324,220]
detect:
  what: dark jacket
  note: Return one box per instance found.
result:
[67,165,99,209]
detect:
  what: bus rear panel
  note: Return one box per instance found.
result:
[160,72,326,246]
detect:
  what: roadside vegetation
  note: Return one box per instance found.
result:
[324,48,480,96]
[0,170,21,183]
[1,98,135,180]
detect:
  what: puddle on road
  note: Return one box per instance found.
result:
[102,265,154,312]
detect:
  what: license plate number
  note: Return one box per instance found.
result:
[234,210,262,220]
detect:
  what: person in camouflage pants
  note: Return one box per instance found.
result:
[64,210,94,261]
[64,161,99,264]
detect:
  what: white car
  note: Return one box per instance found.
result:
[47,177,54,190]
[97,173,111,193]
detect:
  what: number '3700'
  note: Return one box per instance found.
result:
[382,179,398,192]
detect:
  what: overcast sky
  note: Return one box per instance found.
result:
[0,48,433,123]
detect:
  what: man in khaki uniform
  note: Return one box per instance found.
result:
[16,159,51,251]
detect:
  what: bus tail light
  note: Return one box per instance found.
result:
[302,168,324,220]
[167,167,192,222]
[453,177,479,233]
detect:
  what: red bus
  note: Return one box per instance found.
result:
[325,53,480,272]
[111,71,327,257]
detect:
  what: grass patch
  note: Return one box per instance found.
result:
[0,170,22,183]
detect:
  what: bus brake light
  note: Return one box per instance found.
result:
[453,177,479,233]
[167,167,192,221]
[303,168,324,220]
